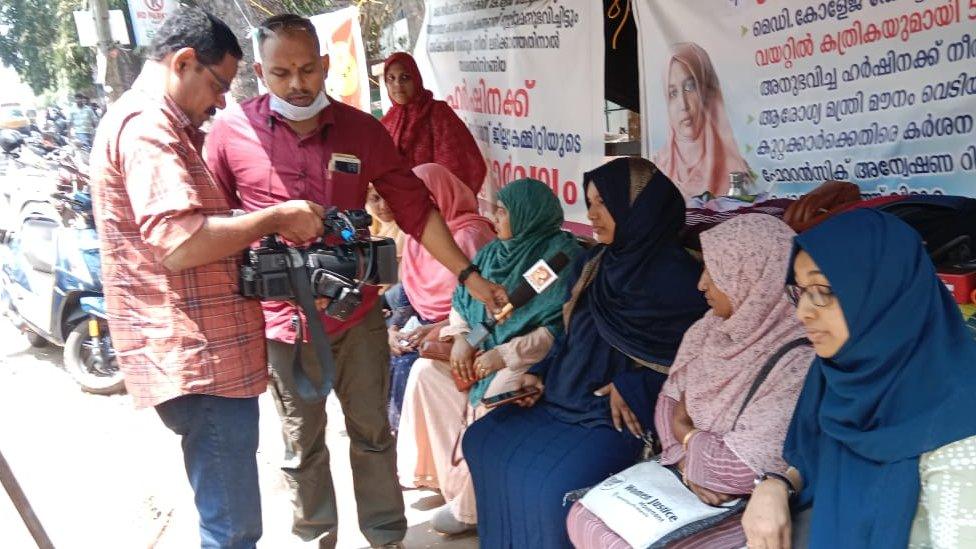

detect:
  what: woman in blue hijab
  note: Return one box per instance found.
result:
[462,157,707,548]
[742,209,976,548]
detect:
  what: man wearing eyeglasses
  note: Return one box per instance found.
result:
[89,7,327,548]
[204,13,507,549]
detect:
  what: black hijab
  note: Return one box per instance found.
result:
[582,157,707,367]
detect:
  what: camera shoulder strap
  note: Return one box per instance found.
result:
[286,249,336,403]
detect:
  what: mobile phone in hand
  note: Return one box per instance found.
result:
[399,316,421,347]
[481,387,541,409]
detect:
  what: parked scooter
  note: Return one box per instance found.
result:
[0,138,123,395]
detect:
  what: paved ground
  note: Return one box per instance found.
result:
[0,179,478,548]
[0,316,480,549]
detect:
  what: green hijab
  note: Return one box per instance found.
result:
[452,178,581,406]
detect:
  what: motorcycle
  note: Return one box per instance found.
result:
[0,137,124,395]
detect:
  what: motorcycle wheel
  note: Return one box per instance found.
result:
[26,330,48,348]
[63,321,125,395]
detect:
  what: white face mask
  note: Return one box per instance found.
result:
[268,90,329,121]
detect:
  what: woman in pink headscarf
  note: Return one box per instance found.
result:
[567,214,814,548]
[387,163,495,431]
[653,42,751,198]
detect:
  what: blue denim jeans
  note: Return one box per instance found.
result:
[156,394,262,549]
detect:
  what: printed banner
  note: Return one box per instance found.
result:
[126,0,178,47]
[310,7,370,113]
[413,0,606,230]
[634,0,976,199]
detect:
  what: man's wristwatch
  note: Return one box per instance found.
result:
[756,471,797,499]
[458,263,481,285]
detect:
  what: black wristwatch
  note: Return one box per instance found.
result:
[458,263,481,285]
[757,471,797,500]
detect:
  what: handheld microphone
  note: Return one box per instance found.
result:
[465,251,571,349]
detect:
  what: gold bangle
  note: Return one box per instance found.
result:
[681,428,700,449]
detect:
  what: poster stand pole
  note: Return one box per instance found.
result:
[0,448,55,549]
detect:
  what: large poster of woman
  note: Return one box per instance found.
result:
[636,0,976,199]
[652,43,751,198]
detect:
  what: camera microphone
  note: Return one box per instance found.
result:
[465,251,572,349]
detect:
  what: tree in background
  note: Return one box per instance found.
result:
[0,0,142,101]
[0,0,424,103]
[0,0,61,95]
[197,0,261,98]
[54,0,99,96]
[248,0,410,61]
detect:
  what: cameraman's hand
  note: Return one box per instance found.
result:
[272,200,325,243]
[464,273,509,315]
[450,336,477,383]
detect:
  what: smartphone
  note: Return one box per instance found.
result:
[399,316,422,347]
[481,387,541,409]
[401,316,422,333]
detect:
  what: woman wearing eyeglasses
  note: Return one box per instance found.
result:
[742,209,976,549]
[380,52,487,194]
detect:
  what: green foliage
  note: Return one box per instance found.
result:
[0,0,60,94]
[250,0,404,62]
[0,0,98,96]
[0,0,410,98]
[54,0,96,94]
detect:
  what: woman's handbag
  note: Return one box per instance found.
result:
[579,461,745,548]
[417,321,451,362]
[416,322,478,391]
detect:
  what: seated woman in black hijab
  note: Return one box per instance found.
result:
[462,157,708,549]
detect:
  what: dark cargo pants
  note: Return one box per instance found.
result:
[266,304,405,547]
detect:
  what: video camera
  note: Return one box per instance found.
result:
[240,208,398,321]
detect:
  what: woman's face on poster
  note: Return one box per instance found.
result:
[666,59,704,140]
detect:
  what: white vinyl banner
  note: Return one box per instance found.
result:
[634,0,976,199]
[413,1,606,231]
[310,7,371,113]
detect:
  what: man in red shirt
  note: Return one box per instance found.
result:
[205,14,503,549]
[90,8,325,548]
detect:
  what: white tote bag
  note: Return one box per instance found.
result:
[578,460,743,549]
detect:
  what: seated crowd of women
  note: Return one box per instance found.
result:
[377,52,976,549]
[378,160,976,549]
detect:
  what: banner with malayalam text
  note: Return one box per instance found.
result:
[413,0,606,230]
[634,0,976,198]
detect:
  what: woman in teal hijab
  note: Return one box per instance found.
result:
[454,178,582,406]
[395,178,581,535]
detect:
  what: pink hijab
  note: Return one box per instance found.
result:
[658,214,813,474]
[652,43,750,198]
[400,164,495,321]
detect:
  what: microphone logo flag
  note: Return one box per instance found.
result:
[523,259,559,294]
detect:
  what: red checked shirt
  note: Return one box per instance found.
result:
[205,95,434,342]
[90,69,267,409]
